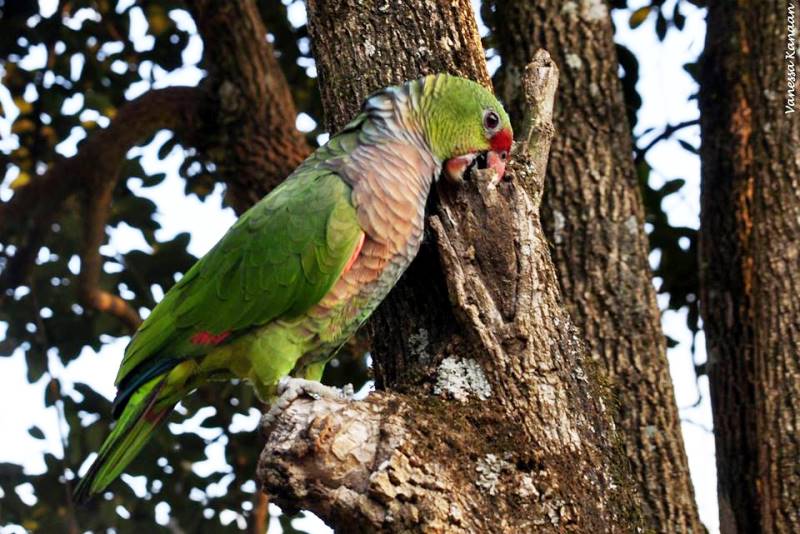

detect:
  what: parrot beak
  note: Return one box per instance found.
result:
[444,149,509,183]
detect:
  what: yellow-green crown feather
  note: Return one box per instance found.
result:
[415,74,512,162]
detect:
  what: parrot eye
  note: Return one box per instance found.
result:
[483,110,500,132]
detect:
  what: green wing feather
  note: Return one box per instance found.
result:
[115,166,363,396]
[77,129,365,502]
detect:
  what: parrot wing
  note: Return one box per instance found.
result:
[113,168,363,409]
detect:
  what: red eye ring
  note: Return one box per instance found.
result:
[483,110,500,131]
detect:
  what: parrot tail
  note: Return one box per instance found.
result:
[74,376,177,503]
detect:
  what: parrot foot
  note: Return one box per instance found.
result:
[261,378,354,430]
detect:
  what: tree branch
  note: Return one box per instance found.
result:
[259,394,494,532]
[78,179,141,332]
[516,52,559,203]
[0,87,202,295]
[0,87,201,230]
[635,118,700,162]
[184,0,312,212]
[492,4,702,529]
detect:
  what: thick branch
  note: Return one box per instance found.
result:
[185,0,311,211]
[517,53,559,200]
[307,0,491,133]
[259,394,481,532]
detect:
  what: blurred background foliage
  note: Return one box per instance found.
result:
[0,0,704,531]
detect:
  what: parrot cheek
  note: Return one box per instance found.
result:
[444,154,477,183]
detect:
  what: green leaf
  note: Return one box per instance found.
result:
[140,172,167,187]
[655,10,667,40]
[678,139,699,154]
[683,62,700,82]
[83,90,113,113]
[25,347,47,383]
[661,178,686,196]
[109,195,160,232]
[673,4,686,31]
[157,134,178,160]
[28,425,46,439]
[629,6,651,29]
[44,378,60,407]
[0,462,25,483]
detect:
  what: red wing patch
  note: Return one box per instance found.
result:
[143,405,171,424]
[344,233,366,274]
[190,330,231,345]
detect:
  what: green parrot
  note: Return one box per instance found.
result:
[74,74,512,500]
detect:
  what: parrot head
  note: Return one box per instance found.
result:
[419,74,513,183]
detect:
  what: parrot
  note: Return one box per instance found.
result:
[74,73,512,501]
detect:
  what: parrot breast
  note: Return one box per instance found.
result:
[288,136,439,374]
[199,87,441,396]
[284,97,440,377]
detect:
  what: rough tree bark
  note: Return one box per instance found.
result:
[699,1,800,532]
[186,0,311,213]
[490,2,701,531]
[256,1,643,531]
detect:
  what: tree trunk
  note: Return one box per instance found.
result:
[699,1,800,532]
[256,1,643,531]
[489,2,702,532]
[186,0,311,213]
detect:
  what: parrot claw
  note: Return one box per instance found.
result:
[261,378,354,431]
